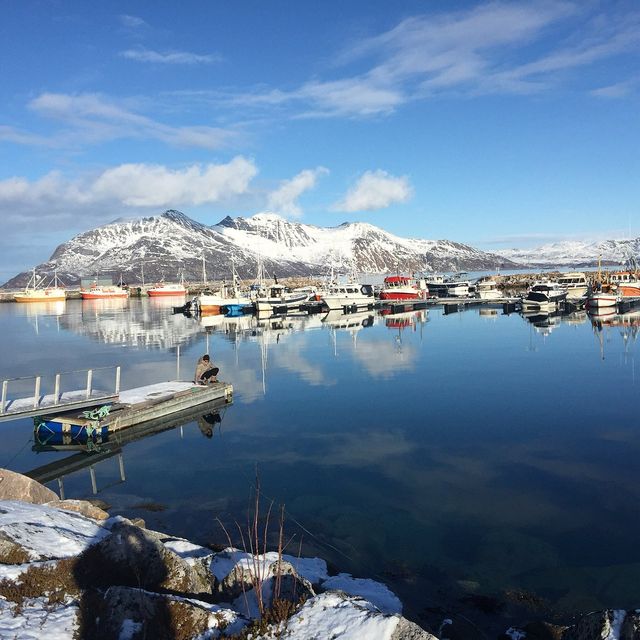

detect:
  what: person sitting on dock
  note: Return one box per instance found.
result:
[194,354,219,384]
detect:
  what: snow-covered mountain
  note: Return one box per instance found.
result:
[3,210,517,288]
[496,236,640,267]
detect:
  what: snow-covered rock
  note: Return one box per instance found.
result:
[320,572,403,614]
[2,209,517,288]
[0,497,434,640]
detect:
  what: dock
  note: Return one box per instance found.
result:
[34,380,233,445]
[0,366,122,423]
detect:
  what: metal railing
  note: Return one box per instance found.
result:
[0,365,121,418]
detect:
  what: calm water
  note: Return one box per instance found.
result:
[1,297,639,620]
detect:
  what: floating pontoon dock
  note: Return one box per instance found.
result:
[33,380,233,444]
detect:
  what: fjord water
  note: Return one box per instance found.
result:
[1,298,638,618]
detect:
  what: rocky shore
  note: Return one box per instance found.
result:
[0,469,636,639]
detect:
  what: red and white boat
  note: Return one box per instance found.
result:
[147,282,187,297]
[379,275,428,300]
[608,271,640,298]
[81,282,129,300]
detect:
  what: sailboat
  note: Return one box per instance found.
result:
[14,269,66,303]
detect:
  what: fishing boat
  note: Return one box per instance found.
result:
[585,286,619,309]
[320,283,375,311]
[379,275,428,300]
[14,269,66,303]
[608,271,640,298]
[521,281,567,309]
[81,282,129,300]
[147,276,187,297]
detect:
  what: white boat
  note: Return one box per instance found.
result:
[586,288,619,309]
[254,284,317,314]
[521,281,567,309]
[555,272,588,300]
[475,278,501,300]
[425,273,470,297]
[320,283,375,310]
[14,269,66,303]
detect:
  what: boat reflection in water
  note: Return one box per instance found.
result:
[27,398,231,498]
[521,309,562,336]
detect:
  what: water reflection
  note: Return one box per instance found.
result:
[60,299,202,349]
[3,298,639,620]
[28,399,230,498]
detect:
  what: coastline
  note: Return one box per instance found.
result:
[0,469,636,639]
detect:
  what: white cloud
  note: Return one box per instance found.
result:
[590,78,637,98]
[118,14,148,29]
[204,3,640,118]
[92,158,257,207]
[267,167,328,218]
[0,157,258,219]
[333,170,412,212]
[120,47,221,65]
[4,92,235,150]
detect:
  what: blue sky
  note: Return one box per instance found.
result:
[1,0,639,279]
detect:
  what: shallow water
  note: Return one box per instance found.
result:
[1,297,638,620]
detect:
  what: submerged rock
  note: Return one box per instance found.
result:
[45,498,110,521]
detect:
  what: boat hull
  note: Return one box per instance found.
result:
[81,292,129,299]
[586,294,618,308]
[147,289,187,297]
[379,290,425,300]
[15,292,66,303]
[321,295,374,310]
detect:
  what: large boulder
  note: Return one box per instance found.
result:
[75,520,212,595]
[0,469,57,504]
[69,587,246,640]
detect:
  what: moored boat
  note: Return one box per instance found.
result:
[608,270,640,298]
[81,282,129,299]
[521,281,567,309]
[475,278,501,300]
[320,283,375,311]
[14,269,66,303]
[147,281,187,297]
[254,284,317,314]
[556,271,588,300]
[425,273,470,297]
[585,288,619,309]
[379,275,428,300]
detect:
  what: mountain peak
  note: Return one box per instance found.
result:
[249,211,287,224]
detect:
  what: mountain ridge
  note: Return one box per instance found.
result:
[0,209,554,288]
